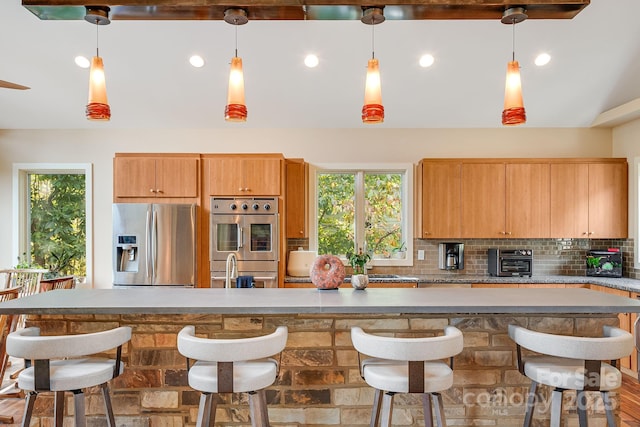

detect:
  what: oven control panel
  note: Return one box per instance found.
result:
[211,197,278,214]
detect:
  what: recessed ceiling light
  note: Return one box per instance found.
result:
[535,53,551,66]
[75,56,90,68]
[304,54,319,68]
[419,54,435,68]
[189,55,205,68]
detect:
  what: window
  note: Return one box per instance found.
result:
[312,164,413,266]
[12,164,93,284]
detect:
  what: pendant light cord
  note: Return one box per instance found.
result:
[511,19,516,62]
[371,23,375,60]
[234,19,239,57]
[95,19,100,57]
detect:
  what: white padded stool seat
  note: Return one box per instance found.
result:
[361,358,453,393]
[6,326,131,427]
[522,356,621,391]
[187,359,278,393]
[508,324,633,427]
[177,325,288,427]
[18,358,125,392]
[351,326,463,427]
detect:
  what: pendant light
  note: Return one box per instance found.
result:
[84,6,111,121]
[224,8,248,122]
[361,7,385,124]
[501,7,527,126]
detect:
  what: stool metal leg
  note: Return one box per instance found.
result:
[550,389,563,427]
[249,390,269,427]
[370,389,383,427]
[576,390,588,427]
[21,391,37,427]
[101,383,116,427]
[601,391,616,427]
[54,391,64,426]
[379,391,395,427]
[523,381,537,427]
[196,392,212,427]
[73,390,86,427]
[259,389,270,426]
[431,393,446,427]
[422,393,433,427]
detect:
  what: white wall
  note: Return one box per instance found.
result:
[612,119,640,262]
[0,127,613,287]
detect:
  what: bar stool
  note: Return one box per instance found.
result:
[350,326,463,427]
[6,326,131,427]
[177,325,288,427]
[508,324,633,427]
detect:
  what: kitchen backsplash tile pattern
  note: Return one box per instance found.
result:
[288,238,638,279]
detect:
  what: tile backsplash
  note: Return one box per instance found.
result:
[288,238,638,279]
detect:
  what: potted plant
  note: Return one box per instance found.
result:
[347,249,371,290]
[392,242,407,259]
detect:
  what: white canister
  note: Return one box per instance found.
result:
[287,250,318,277]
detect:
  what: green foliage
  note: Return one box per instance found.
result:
[317,171,404,258]
[346,249,371,274]
[28,174,86,278]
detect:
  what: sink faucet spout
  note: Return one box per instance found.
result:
[225,253,238,289]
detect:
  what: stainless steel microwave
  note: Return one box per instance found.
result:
[488,248,533,277]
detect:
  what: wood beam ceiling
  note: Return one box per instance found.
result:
[23,0,590,21]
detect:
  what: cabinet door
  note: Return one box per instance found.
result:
[421,162,461,238]
[286,159,308,238]
[587,162,627,238]
[243,158,282,195]
[506,163,550,238]
[114,157,157,198]
[209,157,281,196]
[461,163,505,238]
[208,157,244,195]
[550,163,589,238]
[155,158,199,198]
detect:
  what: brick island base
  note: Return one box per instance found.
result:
[24,312,621,426]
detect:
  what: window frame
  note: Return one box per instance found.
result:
[12,163,93,286]
[310,163,413,267]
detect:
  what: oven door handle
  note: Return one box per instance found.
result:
[238,226,244,249]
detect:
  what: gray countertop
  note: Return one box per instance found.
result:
[1,287,640,315]
[286,274,640,292]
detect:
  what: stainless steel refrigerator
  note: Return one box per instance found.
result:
[113,203,196,287]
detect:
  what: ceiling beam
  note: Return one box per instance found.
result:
[23,0,590,21]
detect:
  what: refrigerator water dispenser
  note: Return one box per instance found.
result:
[116,236,138,273]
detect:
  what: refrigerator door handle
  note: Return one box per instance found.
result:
[145,208,152,281]
[152,209,158,281]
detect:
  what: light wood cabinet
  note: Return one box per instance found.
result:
[286,159,308,238]
[207,155,282,196]
[420,161,462,238]
[506,163,550,238]
[114,155,199,199]
[550,161,627,238]
[419,158,626,239]
[461,163,506,238]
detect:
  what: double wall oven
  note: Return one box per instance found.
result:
[210,197,279,288]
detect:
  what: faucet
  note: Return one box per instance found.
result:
[225,253,238,289]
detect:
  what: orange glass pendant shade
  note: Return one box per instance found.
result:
[362,58,384,124]
[502,60,526,126]
[225,56,247,122]
[86,56,110,121]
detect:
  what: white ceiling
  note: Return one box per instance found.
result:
[1,0,640,130]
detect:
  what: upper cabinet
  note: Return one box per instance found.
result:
[114,154,199,200]
[550,161,628,238]
[419,158,626,240]
[285,159,309,238]
[419,160,462,238]
[206,154,283,196]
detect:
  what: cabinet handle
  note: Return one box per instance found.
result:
[156,189,162,194]
[238,188,244,192]
[506,232,512,235]
[424,231,431,236]
[588,231,594,235]
[245,187,250,192]
[299,230,304,235]
[150,189,155,193]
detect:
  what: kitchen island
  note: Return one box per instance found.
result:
[1,287,639,426]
